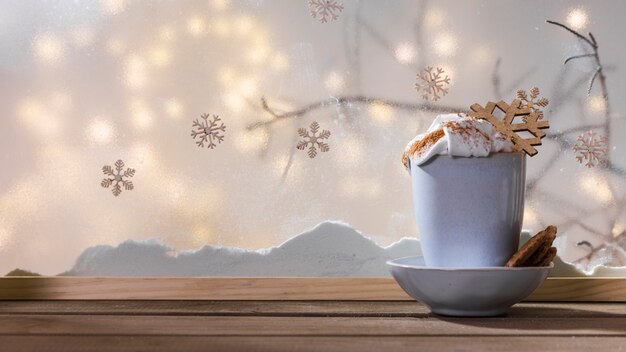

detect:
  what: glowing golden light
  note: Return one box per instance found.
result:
[164,98,184,119]
[424,7,444,27]
[238,77,259,96]
[191,224,215,245]
[324,71,346,93]
[234,16,254,35]
[368,101,395,125]
[579,173,613,204]
[271,52,289,71]
[129,99,154,130]
[0,219,13,250]
[33,32,65,64]
[524,206,539,227]
[219,67,236,86]
[16,98,62,138]
[613,223,625,237]
[124,55,148,89]
[0,178,43,218]
[587,95,607,113]
[86,118,115,145]
[394,43,417,64]
[210,0,231,11]
[148,46,172,67]
[223,92,245,112]
[566,8,588,30]
[187,15,207,37]
[433,32,457,57]
[102,0,127,15]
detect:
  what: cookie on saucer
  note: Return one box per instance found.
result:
[506,225,557,267]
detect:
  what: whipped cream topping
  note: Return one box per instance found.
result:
[403,113,512,167]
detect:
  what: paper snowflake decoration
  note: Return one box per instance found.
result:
[308,0,344,23]
[573,130,608,168]
[517,87,549,120]
[414,66,450,101]
[296,121,331,158]
[191,113,226,149]
[101,160,135,197]
[469,99,550,156]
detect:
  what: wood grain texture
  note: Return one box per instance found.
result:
[0,277,624,301]
[0,315,624,336]
[0,301,624,351]
[1,336,624,352]
[0,301,623,318]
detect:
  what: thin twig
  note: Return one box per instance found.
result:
[564,53,595,65]
[546,20,597,49]
[247,95,465,130]
[588,67,601,95]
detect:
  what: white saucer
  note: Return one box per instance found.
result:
[387,256,552,317]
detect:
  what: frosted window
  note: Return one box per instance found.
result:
[0,0,624,276]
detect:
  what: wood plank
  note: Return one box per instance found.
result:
[0,315,623,336]
[0,277,624,301]
[1,335,624,352]
[0,301,623,318]
[0,300,427,317]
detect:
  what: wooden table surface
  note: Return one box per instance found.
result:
[0,301,624,351]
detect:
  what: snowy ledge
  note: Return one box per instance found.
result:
[47,221,626,277]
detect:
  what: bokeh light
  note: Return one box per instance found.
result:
[394,42,417,64]
[566,8,588,30]
[33,32,66,64]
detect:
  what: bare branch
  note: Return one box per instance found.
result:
[247,95,466,130]
[546,20,596,49]
[564,53,594,65]
[588,67,601,95]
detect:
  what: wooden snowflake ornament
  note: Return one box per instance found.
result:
[469,99,550,156]
[573,130,608,168]
[517,87,549,120]
[415,66,450,101]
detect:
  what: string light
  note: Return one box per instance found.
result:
[210,0,231,11]
[324,71,346,93]
[368,101,395,125]
[271,52,289,71]
[129,99,154,130]
[186,15,207,37]
[86,118,116,145]
[424,7,444,27]
[566,8,588,30]
[164,98,185,119]
[587,95,606,113]
[148,46,172,67]
[33,32,65,64]
[433,31,457,57]
[579,173,613,204]
[234,16,254,35]
[394,42,417,64]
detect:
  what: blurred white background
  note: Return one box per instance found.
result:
[0,0,624,275]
